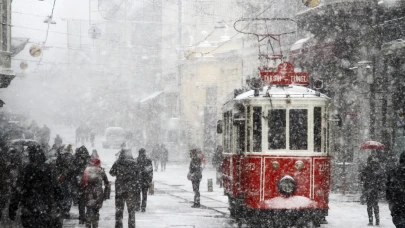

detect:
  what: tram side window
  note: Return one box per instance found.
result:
[223,113,228,152]
[246,107,251,152]
[314,107,322,152]
[253,107,262,152]
[268,109,286,150]
[289,109,308,150]
[235,121,246,153]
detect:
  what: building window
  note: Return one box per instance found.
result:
[289,109,308,150]
[268,109,286,150]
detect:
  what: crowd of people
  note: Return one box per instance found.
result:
[150,144,169,172]
[75,126,96,147]
[0,120,158,228]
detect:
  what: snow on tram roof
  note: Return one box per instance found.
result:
[235,85,329,100]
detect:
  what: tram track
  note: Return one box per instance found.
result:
[154,180,229,217]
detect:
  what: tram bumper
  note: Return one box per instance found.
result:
[244,197,327,226]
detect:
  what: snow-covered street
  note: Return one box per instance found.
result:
[55,129,396,228]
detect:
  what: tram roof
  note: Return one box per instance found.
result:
[234,85,329,101]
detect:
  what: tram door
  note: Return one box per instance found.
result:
[233,105,246,195]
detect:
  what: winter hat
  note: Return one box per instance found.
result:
[400,151,405,164]
[91,149,99,158]
[139,148,146,154]
[90,157,101,168]
[119,149,133,159]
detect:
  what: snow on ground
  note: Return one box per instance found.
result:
[49,125,396,228]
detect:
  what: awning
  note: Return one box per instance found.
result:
[0,73,15,88]
[140,91,163,103]
[11,37,29,56]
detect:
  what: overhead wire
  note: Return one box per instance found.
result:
[35,0,57,71]
[202,0,277,56]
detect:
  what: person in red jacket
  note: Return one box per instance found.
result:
[82,158,110,228]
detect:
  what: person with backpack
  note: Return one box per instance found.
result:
[82,157,109,228]
[187,148,203,208]
[136,148,153,212]
[110,149,139,228]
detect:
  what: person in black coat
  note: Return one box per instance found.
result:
[212,145,223,188]
[136,148,153,212]
[56,144,75,218]
[9,145,63,228]
[361,155,383,226]
[188,149,203,208]
[387,151,405,228]
[110,149,140,228]
[72,145,91,224]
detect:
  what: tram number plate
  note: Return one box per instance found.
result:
[246,163,255,171]
[318,163,329,172]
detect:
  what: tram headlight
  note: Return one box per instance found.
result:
[271,161,280,169]
[295,160,305,171]
[277,175,297,196]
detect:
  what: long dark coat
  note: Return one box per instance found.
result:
[9,146,62,228]
[137,154,153,188]
[361,157,383,201]
[110,150,140,195]
[387,155,405,217]
[189,156,202,181]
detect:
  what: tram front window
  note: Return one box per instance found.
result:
[289,109,308,150]
[268,109,286,150]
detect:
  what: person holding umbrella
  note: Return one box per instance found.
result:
[361,155,383,226]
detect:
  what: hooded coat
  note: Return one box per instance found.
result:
[9,145,62,228]
[56,144,74,182]
[387,152,405,216]
[110,149,140,195]
[72,146,91,187]
[82,158,109,209]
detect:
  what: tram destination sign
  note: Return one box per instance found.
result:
[260,62,309,85]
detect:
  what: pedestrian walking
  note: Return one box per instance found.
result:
[387,151,405,228]
[160,144,168,172]
[361,155,383,226]
[151,144,160,171]
[110,149,139,228]
[9,145,63,228]
[82,157,110,228]
[72,145,91,224]
[56,144,75,218]
[54,134,63,148]
[0,148,23,220]
[212,145,223,188]
[136,148,153,212]
[187,149,203,208]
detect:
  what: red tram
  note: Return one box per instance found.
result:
[219,62,331,227]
